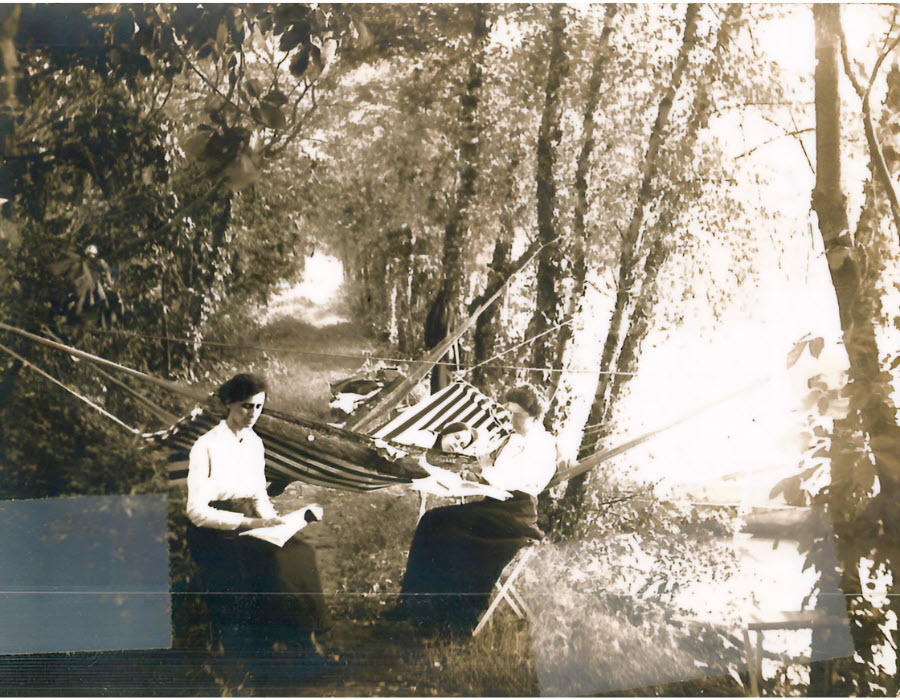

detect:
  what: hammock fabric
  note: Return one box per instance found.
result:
[148,381,506,493]
[372,380,510,450]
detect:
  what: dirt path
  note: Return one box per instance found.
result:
[243,279,449,693]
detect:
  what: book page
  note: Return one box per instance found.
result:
[239,504,324,547]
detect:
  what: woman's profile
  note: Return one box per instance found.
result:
[185,372,327,653]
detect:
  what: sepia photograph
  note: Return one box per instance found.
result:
[0,2,897,696]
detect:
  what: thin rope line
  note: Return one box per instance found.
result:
[465,318,576,373]
[76,325,637,375]
[0,342,141,435]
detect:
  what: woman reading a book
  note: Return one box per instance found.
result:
[388,384,557,634]
[185,372,327,652]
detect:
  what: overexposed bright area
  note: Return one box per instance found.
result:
[264,251,346,325]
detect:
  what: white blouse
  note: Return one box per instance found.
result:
[480,424,557,497]
[186,420,278,530]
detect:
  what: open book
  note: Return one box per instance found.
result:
[410,463,512,500]
[239,504,323,547]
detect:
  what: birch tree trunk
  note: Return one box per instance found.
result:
[604,4,744,423]
[545,5,617,421]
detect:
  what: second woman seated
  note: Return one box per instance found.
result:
[387,384,557,634]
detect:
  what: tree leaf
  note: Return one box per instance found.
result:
[264,89,288,107]
[786,340,807,368]
[290,45,310,77]
[809,337,825,358]
[259,101,286,130]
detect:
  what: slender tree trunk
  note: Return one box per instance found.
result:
[603,4,744,425]
[160,273,173,377]
[0,4,20,156]
[0,6,21,446]
[545,5,616,423]
[553,4,701,536]
[527,3,569,377]
[392,226,414,354]
[472,233,511,390]
[472,138,523,392]
[427,3,488,389]
[580,3,700,457]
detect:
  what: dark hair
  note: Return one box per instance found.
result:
[217,373,267,404]
[504,385,542,418]
[434,422,478,450]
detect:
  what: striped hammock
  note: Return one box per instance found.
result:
[150,381,508,493]
[372,380,510,452]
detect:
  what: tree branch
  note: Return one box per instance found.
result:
[838,14,900,241]
[735,127,816,160]
[757,113,815,174]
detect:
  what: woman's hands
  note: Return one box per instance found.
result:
[456,452,493,482]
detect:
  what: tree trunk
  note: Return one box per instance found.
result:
[602,4,744,429]
[472,233,512,391]
[527,4,569,377]
[580,3,700,458]
[810,5,900,693]
[427,3,488,389]
[554,4,701,536]
[392,226,415,354]
[0,4,20,156]
[471,135,523,392]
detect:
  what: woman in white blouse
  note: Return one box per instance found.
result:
[388,384,557,634]
[185,373,326,653]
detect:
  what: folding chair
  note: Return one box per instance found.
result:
[472,545,537,636]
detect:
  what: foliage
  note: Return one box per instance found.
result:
[0,3,375,498]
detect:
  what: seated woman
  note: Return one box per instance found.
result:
[388,385,557,634]
[185,372,327,653]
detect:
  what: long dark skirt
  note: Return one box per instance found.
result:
[391,493,542,633]
[185,501,327,653]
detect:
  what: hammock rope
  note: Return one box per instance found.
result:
[42,327,179,426]
[549,375,771,488]
[0,340,142,435]
[0,321,203,400]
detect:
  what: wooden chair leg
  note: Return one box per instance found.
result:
[497,581,524,618]
[743,627,759,697]
[508,586,530,618]
[473,548,536,637]
[417,492,428,522]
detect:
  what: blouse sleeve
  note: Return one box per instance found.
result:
[249,436,278,520]
[186,438,245,531]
